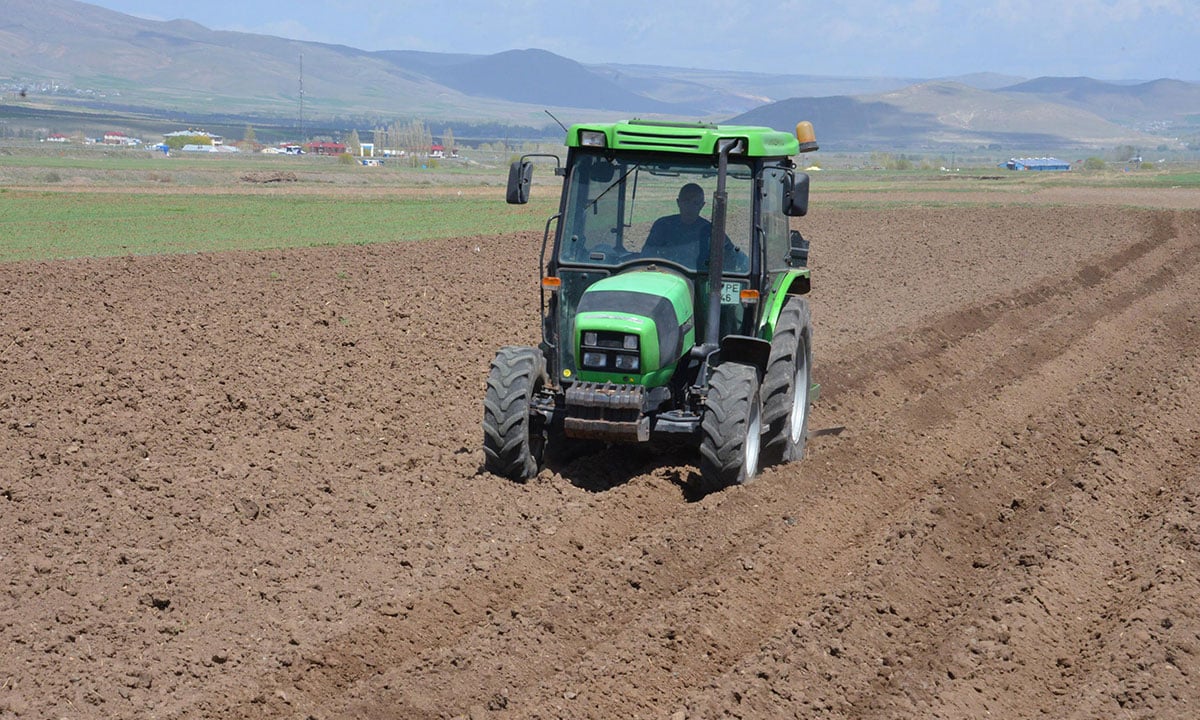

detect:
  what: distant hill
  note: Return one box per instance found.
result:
[2,0,1196,150]
[731,81,1174,150]
[943,72,1028,91]
[1001,77,1200,126]
[398,49,697,115]
[0,0,453,117]
[588,65,928,115]
[0,0,713,123]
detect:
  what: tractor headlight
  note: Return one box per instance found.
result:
[623,334,639,351]
[614,354,640,371]
[583,331,599,347]
[582,351,607,369]
[579,130,607,148]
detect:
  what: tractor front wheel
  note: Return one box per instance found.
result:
[482,346,547,481]
[699,362,763,488]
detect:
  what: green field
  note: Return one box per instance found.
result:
[2,146,1197,263]
[0,191,559,262]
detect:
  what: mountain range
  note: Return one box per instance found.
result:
[2,0,1198,150]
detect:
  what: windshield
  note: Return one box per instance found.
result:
[558,153,753,275]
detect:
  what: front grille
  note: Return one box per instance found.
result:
[613,129,705,152]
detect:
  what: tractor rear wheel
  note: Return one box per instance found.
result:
[699,362,763,488]
[761,296,813,466]
[482,346,547,481]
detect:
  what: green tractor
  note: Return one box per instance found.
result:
[483,119,819,488]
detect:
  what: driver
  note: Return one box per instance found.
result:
[641,183,747,271]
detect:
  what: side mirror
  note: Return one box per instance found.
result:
[784,172,810,217]
[506,160,533,204]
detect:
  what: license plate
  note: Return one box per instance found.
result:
[720,281,743,304]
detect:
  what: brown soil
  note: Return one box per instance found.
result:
[2,194,1198,720]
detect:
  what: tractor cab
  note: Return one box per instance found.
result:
[554,153,756,376]
[488,119,818,488]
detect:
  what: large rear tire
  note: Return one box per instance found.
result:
[699,362,763,488]
[482,346,546,481]
[761,296,813,466]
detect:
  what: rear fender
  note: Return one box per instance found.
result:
[760,269,811,338]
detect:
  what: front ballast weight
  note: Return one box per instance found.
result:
[482,118,820,489]
[563,382,649,442]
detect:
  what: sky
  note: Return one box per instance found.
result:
[84,0,1199,82]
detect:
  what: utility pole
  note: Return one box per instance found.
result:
[299,53,305,143]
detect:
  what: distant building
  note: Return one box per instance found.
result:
[306,141,346,156]
[430,144,445,158]
[1004,157,1070,171]
[44,133,68,143]
[103,131,140,146]
[181,144,239,153]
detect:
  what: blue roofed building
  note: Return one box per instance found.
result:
[1004,157,1071,171]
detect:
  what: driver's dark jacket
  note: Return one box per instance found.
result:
[642,215,747,271]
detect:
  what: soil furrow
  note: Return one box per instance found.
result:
[264,212,1200,718]
[674,226,1200,718]
[845,305,1200,718]
[5,203,1200,720]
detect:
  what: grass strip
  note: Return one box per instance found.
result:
[0,191,557,262]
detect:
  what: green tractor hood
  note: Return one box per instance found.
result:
[573,269,696,387]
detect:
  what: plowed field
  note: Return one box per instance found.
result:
[2,190,1198,719]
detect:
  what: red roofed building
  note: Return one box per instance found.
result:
[306,141,346,156]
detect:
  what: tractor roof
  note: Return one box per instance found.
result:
[566,119,801,158]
